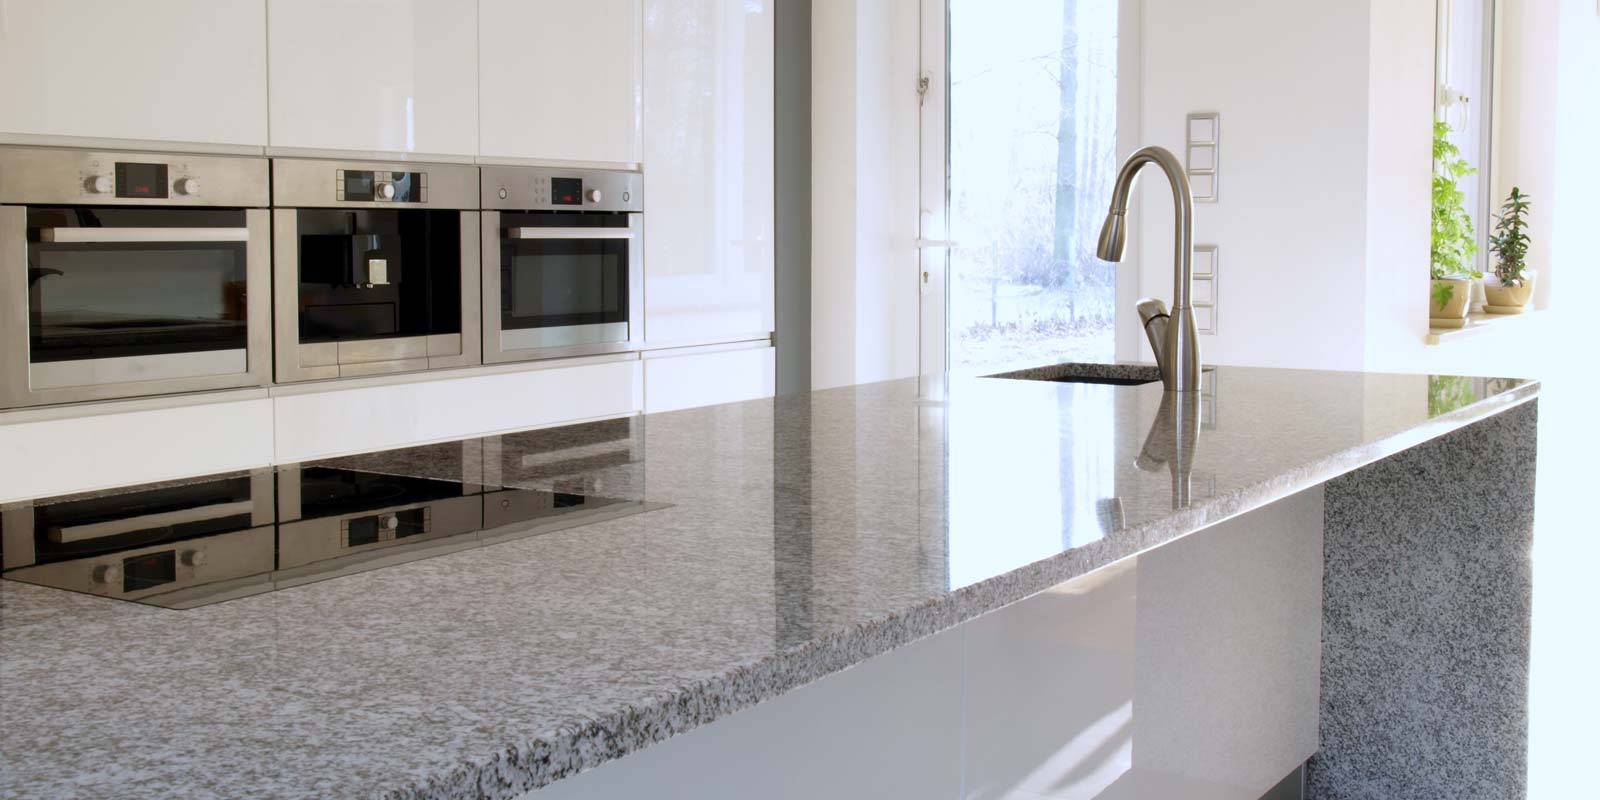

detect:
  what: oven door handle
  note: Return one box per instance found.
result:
[39,227,252,244]
[47,500,258,543]
[505,227,636,241]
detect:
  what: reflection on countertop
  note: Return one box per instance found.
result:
[0,364,1538,799]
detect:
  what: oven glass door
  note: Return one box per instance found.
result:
[499,213,631,349]
[295,209,461,344]
[25,207,250,384]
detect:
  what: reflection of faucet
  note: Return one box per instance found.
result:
[1096,146,1202,394]
[1136,391,1202,509]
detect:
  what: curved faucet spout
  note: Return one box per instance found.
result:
[1095,146,1202,393]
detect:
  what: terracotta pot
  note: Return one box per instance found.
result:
[1484,270,1536,314]
[1429,278,1472,328]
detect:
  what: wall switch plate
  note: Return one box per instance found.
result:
[1186,112,1220,203]
[1192,244,1217,334]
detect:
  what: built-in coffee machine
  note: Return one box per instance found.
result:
[271,158,480,382]
[0,146,272,408]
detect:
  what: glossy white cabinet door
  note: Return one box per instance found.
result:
[641,0,774,345]
[0,0,268,147]
[267,0,477,157]
[643,346,774,414]
[479,0,642,164]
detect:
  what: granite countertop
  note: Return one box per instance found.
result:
[0,364,1539,799]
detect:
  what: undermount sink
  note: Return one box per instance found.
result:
[986,363,1165,387]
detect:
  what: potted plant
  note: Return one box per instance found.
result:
[1485,186,1535,313]
[1429,121,1481,328]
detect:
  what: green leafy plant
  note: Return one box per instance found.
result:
[1430,121,1481,309]
[1488,186,1532,286]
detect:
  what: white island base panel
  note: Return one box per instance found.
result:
[527,487,1324,800]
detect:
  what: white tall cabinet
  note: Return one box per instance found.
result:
[641,0,775,347]
[266,0,478,158]
[0,0,268,147]
[479,0,642,164]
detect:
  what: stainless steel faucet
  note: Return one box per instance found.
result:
[1096,146,1202,394]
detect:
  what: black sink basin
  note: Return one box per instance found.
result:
[986,363,1165,387]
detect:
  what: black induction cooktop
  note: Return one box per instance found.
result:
[1,463,661,610]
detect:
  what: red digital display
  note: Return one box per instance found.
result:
[551,177,583,206]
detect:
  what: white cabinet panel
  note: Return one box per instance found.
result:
[641,0,774,345]
[0,0,268,147]
[479,0,641,164]
[267,0,477,157]
[0,397,274,503]
[274,360,643,462]
[643,346,773,414]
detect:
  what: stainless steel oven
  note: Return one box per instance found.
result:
[272,158,480,382]
[0,146,271,408]
[1,470,277,608]
[480,166,642,363]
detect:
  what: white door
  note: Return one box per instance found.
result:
[479,0,642,164]
[918,0,1141,377]
[0,0,268,148]
[267,0,479,158]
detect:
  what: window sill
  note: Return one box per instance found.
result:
[1426,308,1543,345]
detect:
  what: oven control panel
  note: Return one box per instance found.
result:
[336,169,427,203]
[0,146,269,207]
[481,165,642,212]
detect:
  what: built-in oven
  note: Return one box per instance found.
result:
[0,147,271,408]
[272,158,480,382]
[0,470,277,608]
[480,166,642,363]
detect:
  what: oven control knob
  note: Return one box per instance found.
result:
[84,175,112,194]
[383,514,400,531]
[586,189,603,204]
[174,177,200,196]
[181,549,207,567]
[93,563,123,585]
[375,182,396,200]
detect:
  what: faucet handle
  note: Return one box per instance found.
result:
[1135,298,1171,366]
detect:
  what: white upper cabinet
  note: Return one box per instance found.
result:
[479,0,642,164]
[0,0,268,147]
[641,0,774,345]
[267,0,478,158]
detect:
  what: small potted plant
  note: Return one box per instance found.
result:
[1485,186,1535,313]
[1429,121,1481,328]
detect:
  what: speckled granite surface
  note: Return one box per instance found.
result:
[1310,399,1536,799]
[0,365,1538,800]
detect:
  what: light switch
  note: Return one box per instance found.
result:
[1193,244,1218,276]
[1185,112,1220,202]
[1189,173,1215,200]
[1194,305,1216,334]
[1187,144,1216,171]
[1193,276,1215,305]
[1188,115,1217,143]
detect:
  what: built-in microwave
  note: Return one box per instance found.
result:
[0,147,271,408]
[271,158,481,382]
[480,166,643,363]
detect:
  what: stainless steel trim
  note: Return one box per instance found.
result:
[339,358,430,378]
[30,349,249,390]
[502,323,630,350]
[505,227,635,240]
[1,505,36,570]
[0,146,269,207]
[271,157,478,209]
[39,227,251,244]
[434,210,481,370]
[48,500,257,543]
[338,336,428,363]
[300,342,339,368]
[479,165,642,211]
[480,212,645,364]
[0,207,272,408]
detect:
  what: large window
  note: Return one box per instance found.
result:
[1436,0,1496,274]
[926,0,1127,375]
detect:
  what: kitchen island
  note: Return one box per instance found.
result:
[0,364,1538,799]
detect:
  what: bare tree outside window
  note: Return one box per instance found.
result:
[947,0,1120,373]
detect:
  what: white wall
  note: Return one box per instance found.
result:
[1134,0,1377,372]
[810,0,921,391]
